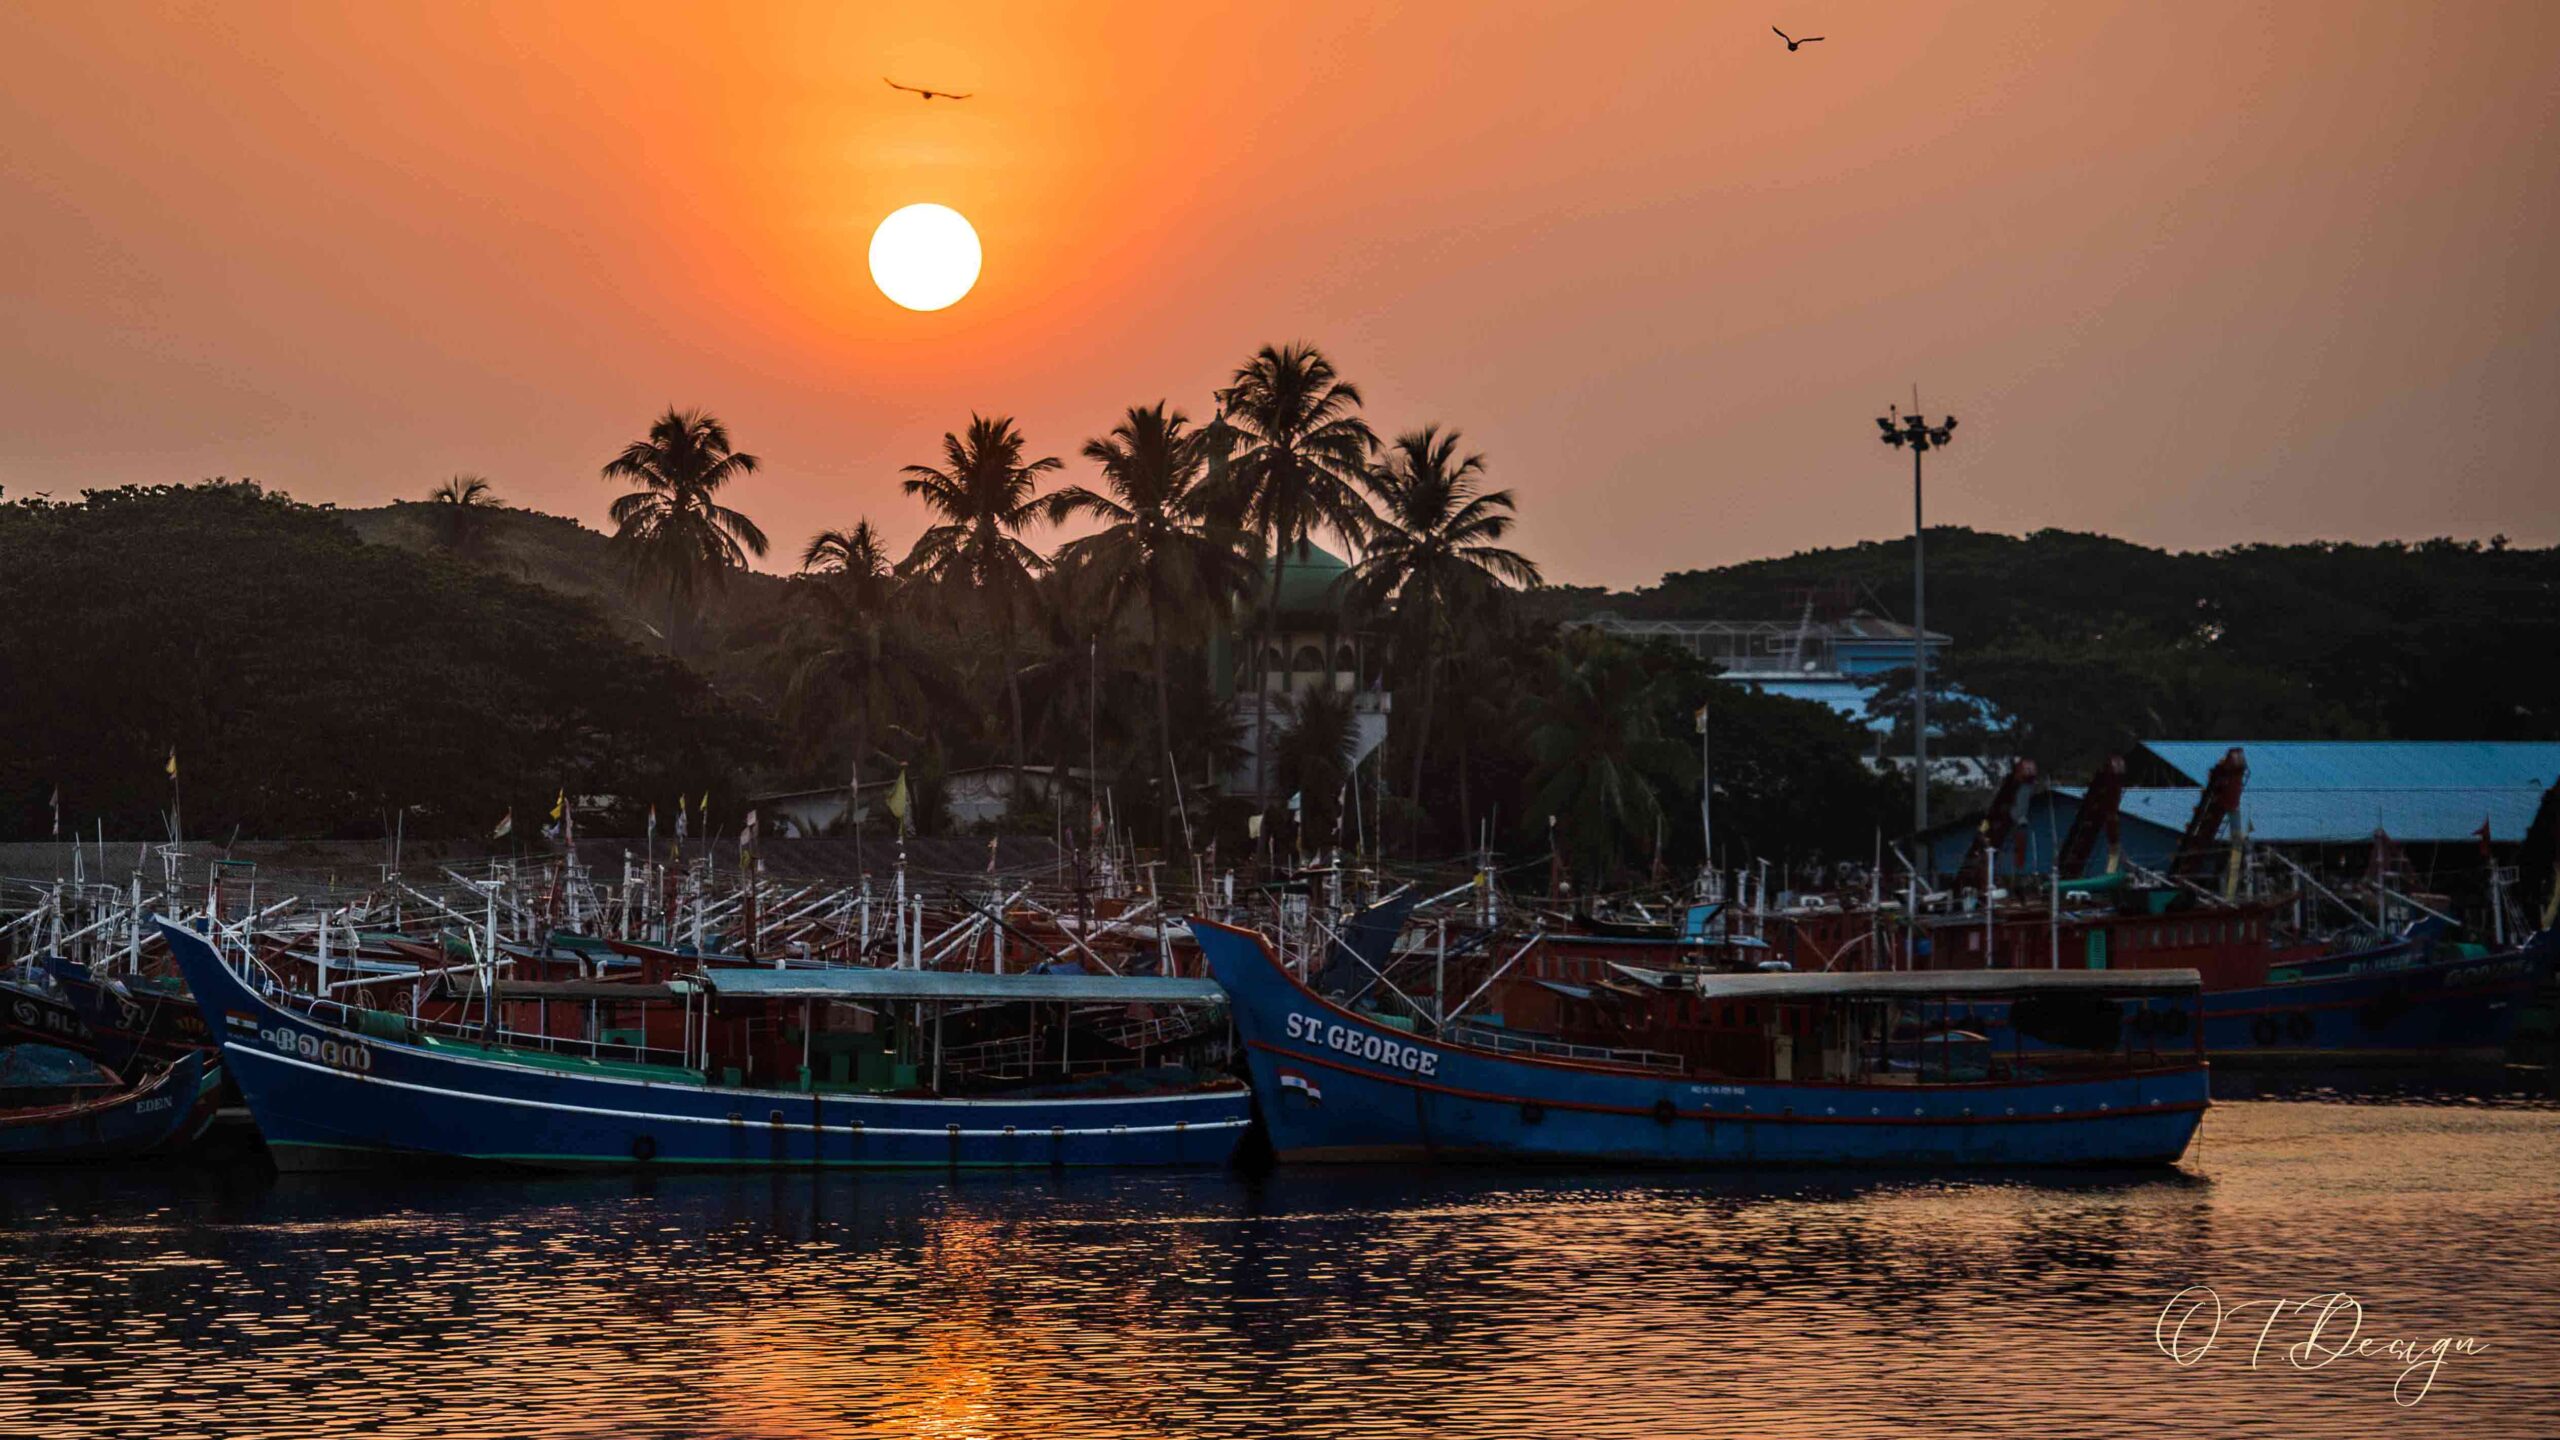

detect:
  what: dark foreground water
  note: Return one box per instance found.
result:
[0,1101,2554,1439]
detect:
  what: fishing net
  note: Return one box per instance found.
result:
[0,1043,119,1089]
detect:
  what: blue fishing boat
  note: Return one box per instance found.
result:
[0,974,99,1053]
[40,957,214,1074]
[2196,927,2557,1063]
[0,1048,224,1162]
[1810,928,2558,1068]
[1191,918,2208,1167]
[161,922,1250,1172]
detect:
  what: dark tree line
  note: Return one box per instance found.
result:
[1583,527,2560,788]
[84,364,2560,893]
[0,481,762,843]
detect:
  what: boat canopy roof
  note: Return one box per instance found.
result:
[443,977,683,1002]
[1691,968,2203,1000]
[699,968,1229,1005]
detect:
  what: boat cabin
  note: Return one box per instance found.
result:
[428,965,1236,1100]
[1478,967,2204,1086]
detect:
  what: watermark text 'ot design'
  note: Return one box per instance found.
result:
[2155,1285,2490,1406]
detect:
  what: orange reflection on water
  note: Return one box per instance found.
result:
[0,1107,2553,1438]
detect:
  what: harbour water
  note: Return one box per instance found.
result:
[0,1099,2553,1439]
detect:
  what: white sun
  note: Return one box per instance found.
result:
[868,203,981,311]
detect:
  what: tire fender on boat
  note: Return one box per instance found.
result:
[632,1135,658,1163]
[1651,1097,1678,1126]
[2249,1015,2280,1047]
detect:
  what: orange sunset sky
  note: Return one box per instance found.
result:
[5,1,2555,587]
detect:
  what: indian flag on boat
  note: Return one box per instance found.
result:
[1277,1069,1321,1103]
[225,1010,260,1034]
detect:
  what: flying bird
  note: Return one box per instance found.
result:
[1773,27,1825,51]
[884,78,972,101]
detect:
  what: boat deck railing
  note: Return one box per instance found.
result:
[1443,1023,1686,1073]
[273,974,694,1071]
[1095,1007,1221,1053]
[935,1032,1041,1077]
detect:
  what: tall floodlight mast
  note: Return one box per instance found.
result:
[1876,402,1958,835]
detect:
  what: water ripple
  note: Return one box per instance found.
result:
[0,1102,2552,1438]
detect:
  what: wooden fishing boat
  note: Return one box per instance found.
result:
[161,921,1251,1173]
[1523,894,2559,1068]
[2184,925,2556,1063]
[1193,917,2209,1167]
[40,957,213,1073]
[0,1048,224,1162]
[0,974,99,1053]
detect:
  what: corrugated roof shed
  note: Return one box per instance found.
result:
[2137,741,2560,792]
[2124,742,2560,843]
[1830,613,1946,644]
[1749,679,1874,723]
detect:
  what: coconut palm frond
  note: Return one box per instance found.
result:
[598,407,767,651]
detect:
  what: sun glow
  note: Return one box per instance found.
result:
[868,203,982,312]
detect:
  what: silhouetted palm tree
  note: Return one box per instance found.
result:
[802,520,895,605]
[601,408,767,651]
[1345,426,1540,830]
[1048,402,1259,850]
[1523,631,1695,892]
[1274,682,1360,856]
[1013,563,1150,831]
[898,415,1061,780]
[1437,606,1546,849]
[427,474,499,560]
[1215,344,1376,811]
[782,546,961,801]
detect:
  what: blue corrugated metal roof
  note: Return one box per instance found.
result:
[1748,680,1876,725]
[2118,783,2546,845]
[2126,742,2559,843]
[2043,787,2181,836]
[2137,741,2560,794]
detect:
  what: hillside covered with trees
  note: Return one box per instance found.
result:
[6,343,2549,895]
[0,482,765,843]
[1563,527,2560,784]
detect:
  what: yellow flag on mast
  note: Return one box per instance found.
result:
[886,766,911,833]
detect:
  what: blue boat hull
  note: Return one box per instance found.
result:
[0,978,100,1055]
[161,924,1250,1173]
[2197,933,2557,1062]
[1191,920,2206,1167]
[41,957,215,1075]
[1911,933,2558,1066]
[0,1050,222,1162]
